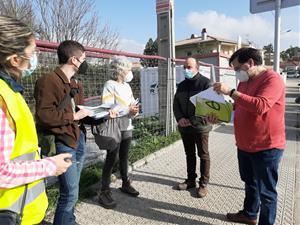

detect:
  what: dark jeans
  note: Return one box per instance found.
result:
[180,132,210,186]
[101,130,132,190]
[237,148,283,225]
[53,132,86,225]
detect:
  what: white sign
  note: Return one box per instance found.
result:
[250,0,300,14]
[140,66,212,117]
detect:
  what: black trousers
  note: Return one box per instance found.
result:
[101,130,132,190]
[180,132,210,186]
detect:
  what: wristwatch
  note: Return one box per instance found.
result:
[229,89,236,97]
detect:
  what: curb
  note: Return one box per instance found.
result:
[126,124,222,174]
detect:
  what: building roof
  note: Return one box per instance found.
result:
[280,60,300,68]
[175,35,249,47]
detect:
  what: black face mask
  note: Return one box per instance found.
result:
[78,61,88,74]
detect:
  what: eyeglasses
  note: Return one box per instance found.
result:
[233,64,243,72]
[183,65,192,70]
[75,57,86,64]
[19,49,40,60]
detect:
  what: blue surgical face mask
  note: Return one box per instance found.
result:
[22,53,38,77]
[184,69,194,79]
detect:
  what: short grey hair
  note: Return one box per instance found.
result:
[109,56,132,80]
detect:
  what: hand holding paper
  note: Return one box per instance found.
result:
[213,82,231,95]
[190,87,233,123]
[77,104,110,119]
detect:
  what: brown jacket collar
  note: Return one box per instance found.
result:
[54,67,71,84]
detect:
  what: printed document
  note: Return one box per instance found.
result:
[190,87,233,123]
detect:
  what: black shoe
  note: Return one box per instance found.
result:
[177,179,196,190]
[98,190,117,209]
[120,180,139,197]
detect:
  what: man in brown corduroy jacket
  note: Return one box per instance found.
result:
[34,40,90,225]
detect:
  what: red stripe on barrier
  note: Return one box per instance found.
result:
[36,40,233,70]
[36,40,167,61]
[84,95,101,102]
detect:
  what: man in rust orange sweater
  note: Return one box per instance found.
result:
[212,47,285,225]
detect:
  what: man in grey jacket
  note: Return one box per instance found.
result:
[173,57,212,198]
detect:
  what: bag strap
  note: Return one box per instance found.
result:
[19,184,28,221]
[55,75,79,111]
[57,90,72,111]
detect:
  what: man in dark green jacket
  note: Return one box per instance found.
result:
[173,57,212,198]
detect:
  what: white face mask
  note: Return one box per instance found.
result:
[124,71,133,82]
[236,70,249,82]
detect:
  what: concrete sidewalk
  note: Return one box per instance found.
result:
[72,123,299,225]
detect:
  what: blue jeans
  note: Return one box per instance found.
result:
[237,148,283,225]
[53,132,86,225]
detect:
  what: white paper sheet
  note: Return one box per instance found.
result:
[190,87,225,106]
[77,104,111,119]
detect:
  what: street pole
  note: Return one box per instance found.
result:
[274,0,281,73]
[170,2,176,133]
[156,0,175,135]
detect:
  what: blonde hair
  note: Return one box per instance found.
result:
[109,56,132,80]
[0,16,33,69]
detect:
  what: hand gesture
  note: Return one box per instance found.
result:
[51,153,72,176]
[129,104,139,116]
[205,113,219,124]
[73,109,92,121]
[178,118,191,127]
[213,82,231,95]
[108,109,119,118]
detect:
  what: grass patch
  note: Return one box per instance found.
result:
[46,164,102,213]
[79,164,102,198]
[129,131,180,163]
[46,185,60,215]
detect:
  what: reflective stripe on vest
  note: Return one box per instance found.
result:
[12,152,36,162]
[6,181,45,214]
[2,152,44,213]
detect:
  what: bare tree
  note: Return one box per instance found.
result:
[0,0,36,31]
[35,0,119,50]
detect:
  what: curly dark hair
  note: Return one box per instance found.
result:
[229,47,262,66]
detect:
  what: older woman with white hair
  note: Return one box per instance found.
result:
[98,56,139,209]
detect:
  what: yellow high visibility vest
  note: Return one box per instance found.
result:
[0,79,48,225]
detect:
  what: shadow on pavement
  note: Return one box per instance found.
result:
[132,173,181,187]
[82,193,227,225]
[213,124,234,135]
[134,169,183,181]
[209,182,243,191]
[132,171,243,191]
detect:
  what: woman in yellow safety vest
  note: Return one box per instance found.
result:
[0,16,72,225]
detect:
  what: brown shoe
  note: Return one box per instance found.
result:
[177,180,196,190]
[226,211,257,225]
[196,186,208,198]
